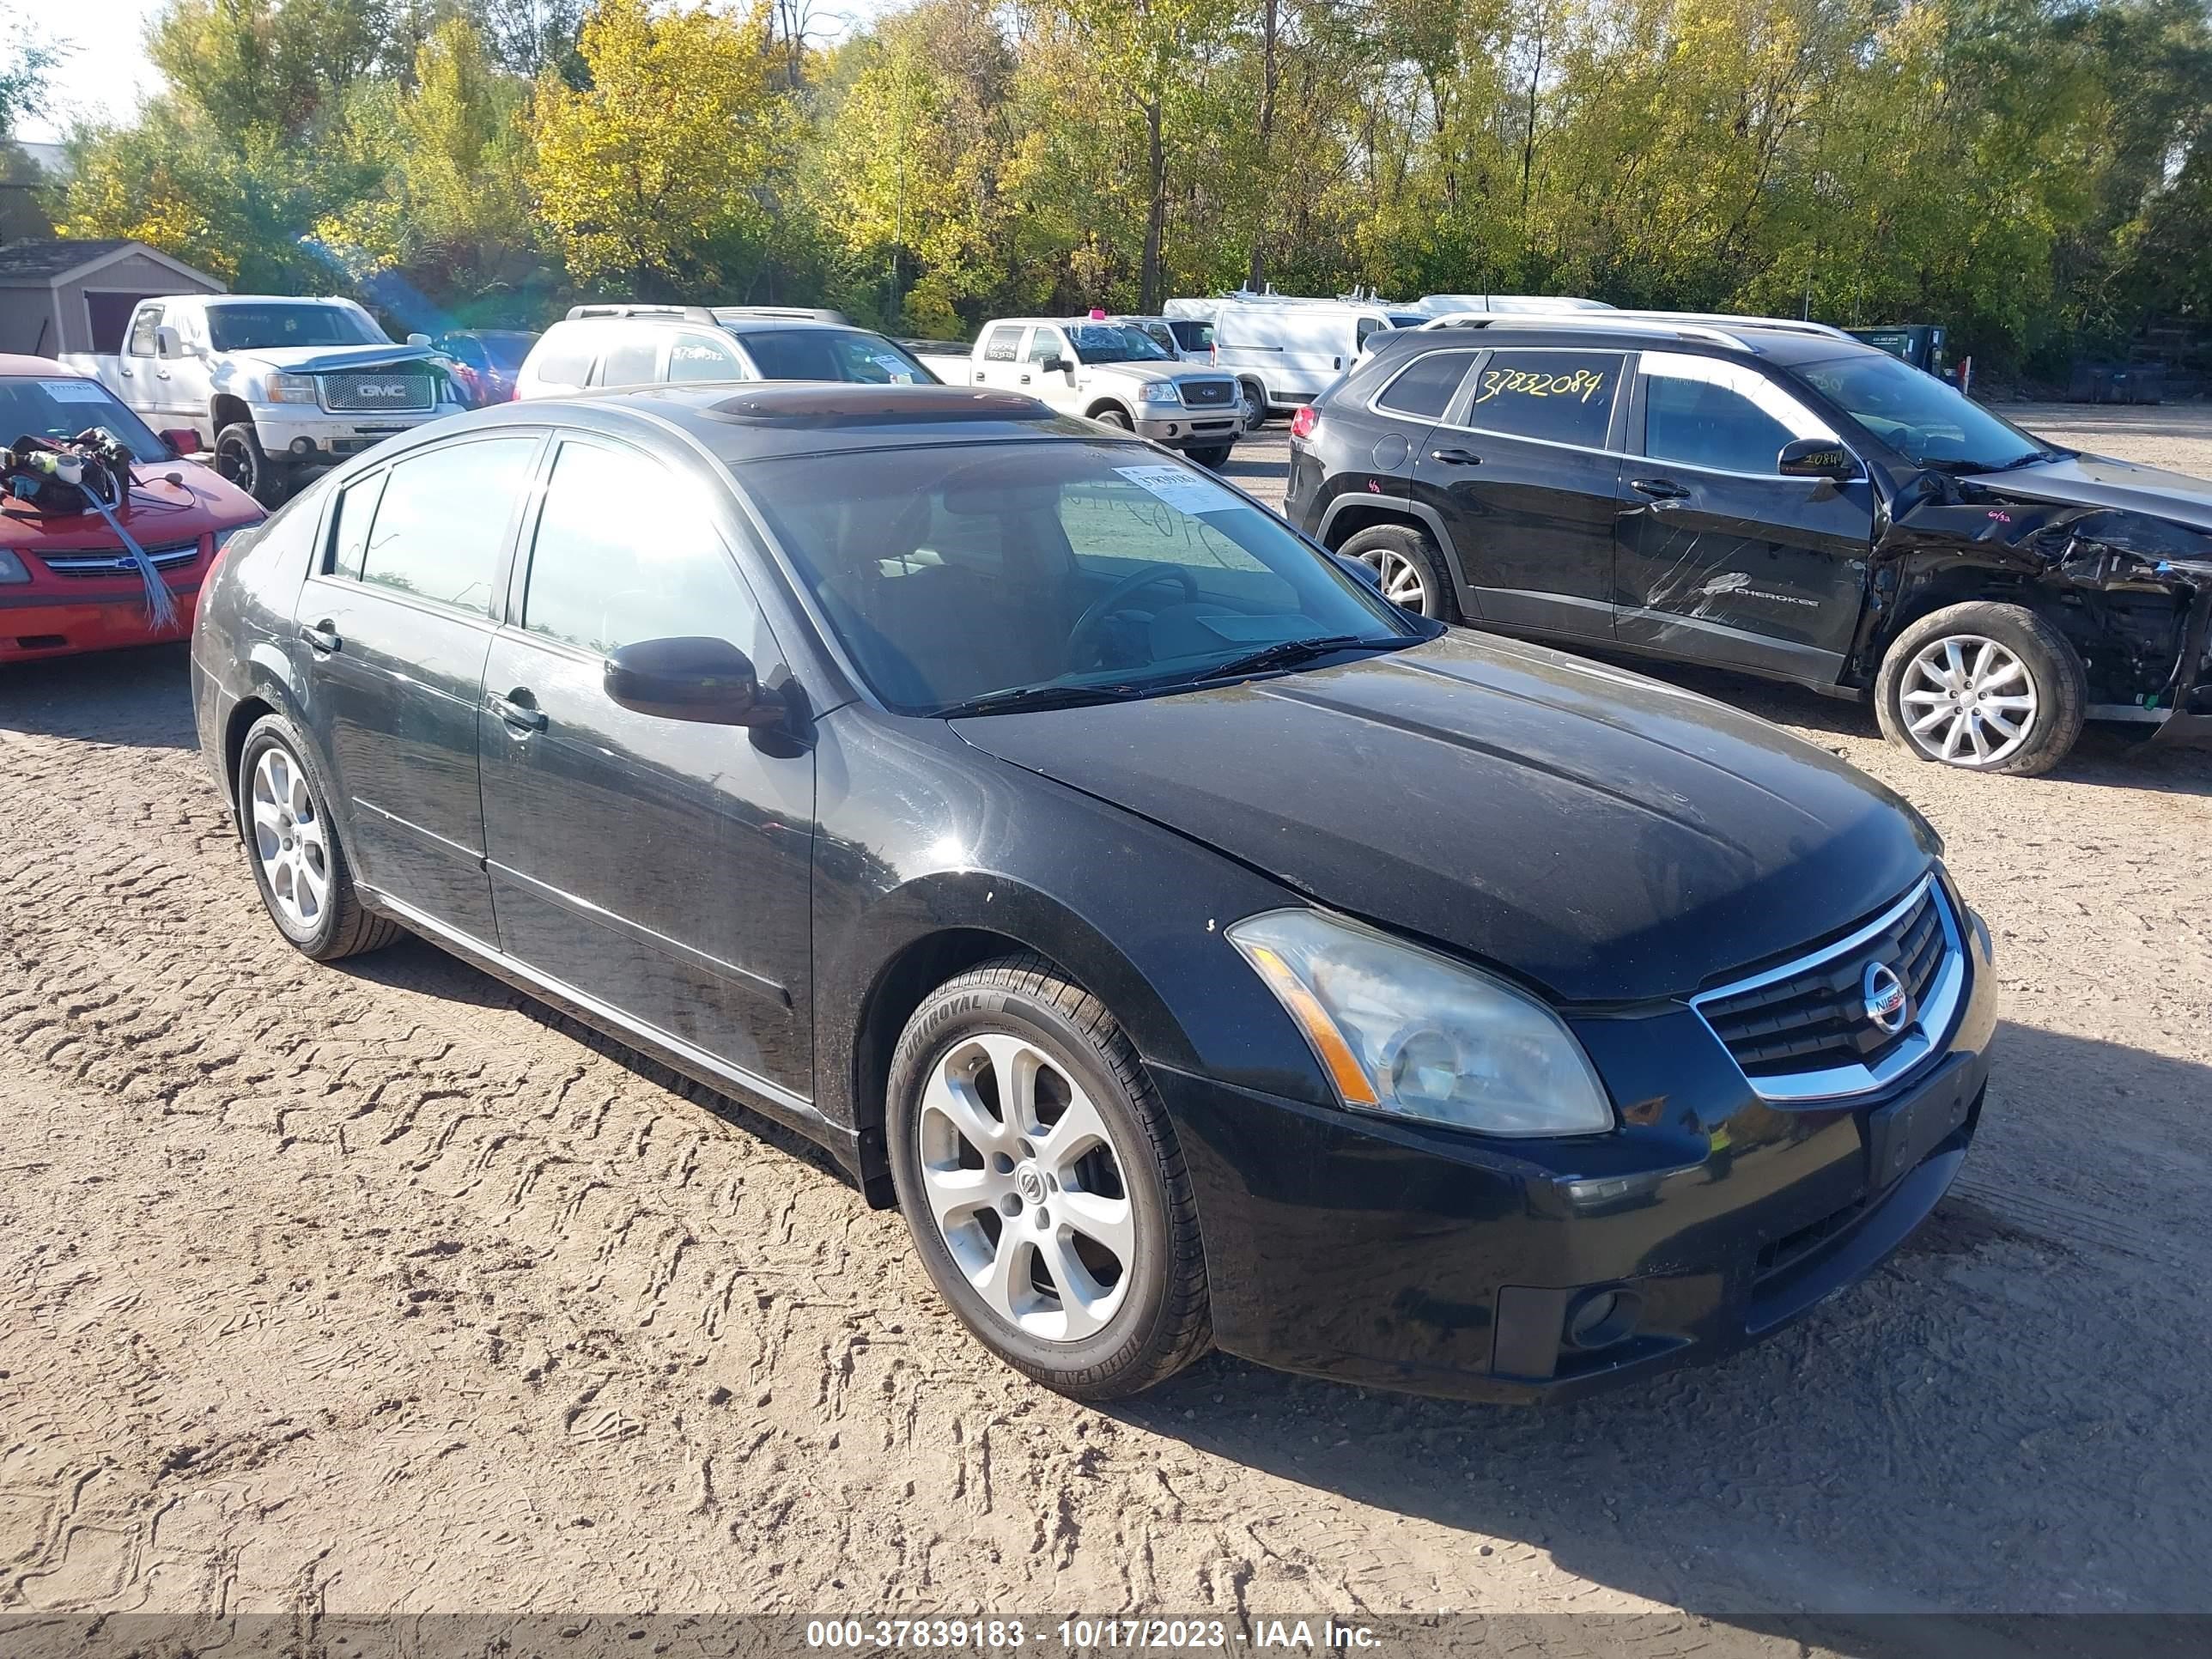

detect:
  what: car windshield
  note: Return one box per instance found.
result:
[1066,325,1172,365]
[1796,353,2049,471]
[744,440,1418,715]
[740,329,937,384]
[205,304,388,351]
[0,375,173,463]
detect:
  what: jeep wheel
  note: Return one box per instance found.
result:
[1875,601,2086,776]
[1337,522,1461,622]
[214,422,289,507]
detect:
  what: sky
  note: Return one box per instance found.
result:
[15,0,894,146]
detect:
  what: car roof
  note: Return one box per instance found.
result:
[0,354,76,377]
[471,382,1097,463]
[1395,312,1869,364]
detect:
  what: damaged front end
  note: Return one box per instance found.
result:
[1858,474,2212,744]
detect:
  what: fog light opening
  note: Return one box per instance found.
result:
[289,437,317,458]
[1565,1287,1639,1352]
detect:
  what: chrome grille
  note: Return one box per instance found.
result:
[319,369,434,411]
[1691,874,1966,1102]
[37,541,202,579]
[1179,379,1235,406]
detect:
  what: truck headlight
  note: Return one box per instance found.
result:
[1137,380,1182,404]
[0,549,31,585]
[1228,909,1613,1136]
[264,373,319,404]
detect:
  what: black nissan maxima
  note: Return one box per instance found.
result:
[191,384,1996,1404]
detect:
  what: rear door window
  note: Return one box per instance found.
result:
[668,332,745,382]
[596,331,660,387]
[529,331,593,389]
[1461,350,1623,448]
[1376,349,1479,420]
[356,437,538,616]
[981,325,1024,363]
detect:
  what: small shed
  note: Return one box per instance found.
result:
[0,240,226,358]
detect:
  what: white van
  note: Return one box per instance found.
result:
[1176,296,1407,428]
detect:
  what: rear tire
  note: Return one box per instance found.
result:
[1186,444,1233,470]
[887,954,1212,1401]
[214,422,289,507]
[1875,600,2085,775]
[1337,521,1462,622]
[236,714,401,960]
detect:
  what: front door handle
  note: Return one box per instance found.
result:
[1430,447,1482,466]
[1631,477,1691,500]
[489,690,547,733]
[1018,373,1032,384]
[301,620,341,654]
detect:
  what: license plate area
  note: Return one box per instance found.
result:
[1864,1068,1972,1190]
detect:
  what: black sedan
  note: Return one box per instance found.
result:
[190,384,1996,1403]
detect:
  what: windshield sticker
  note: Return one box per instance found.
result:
[1474,366,1607,404]
[872,355,917,382]
[41,380,111,404]
[1115,465,1243,517]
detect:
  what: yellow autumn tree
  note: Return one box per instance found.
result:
[531,0,782,295]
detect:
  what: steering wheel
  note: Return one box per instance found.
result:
[1069,562,1199,654]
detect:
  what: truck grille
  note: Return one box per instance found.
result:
[1690,875,1965,1102]
[1179,379,1235,406]
[320,369,434,412]
[37,541,202,579]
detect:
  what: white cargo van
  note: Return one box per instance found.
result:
[1173,295,1407,428]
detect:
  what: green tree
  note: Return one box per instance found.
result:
[530,0,784,295]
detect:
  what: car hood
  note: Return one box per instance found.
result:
[1090,362,1221,386]
[1967,453,2212,531]
[232,343,443,375]
[0,459,261,550]
[951,632,1936,1004]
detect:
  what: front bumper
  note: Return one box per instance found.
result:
[1135,410,1241,449]
[252,405,454,464]
[1154,901,1999,1404]
[2,582,201,660]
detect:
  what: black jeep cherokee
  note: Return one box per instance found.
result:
[1286,315,2212,775]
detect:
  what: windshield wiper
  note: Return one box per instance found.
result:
[936,682,1158,718]
[1196,635,1395,683]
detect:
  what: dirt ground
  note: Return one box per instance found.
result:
[3,404,2210,1633]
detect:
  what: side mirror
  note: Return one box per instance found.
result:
[1778,437,1858,481]
[406,332,433,348]
[604,635,773,726]
[1042,356,1073,375]
[155,325,182,359]
[162,428,204,455]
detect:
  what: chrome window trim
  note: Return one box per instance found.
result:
[1690,872,1966,1103]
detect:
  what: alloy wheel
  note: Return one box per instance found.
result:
[250,744,331,930]
[1360,547,1430,612]
[1899,635,2039,765]
[915,1032,1134,1343]
[216,434,257,493]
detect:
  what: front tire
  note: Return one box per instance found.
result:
[1186,444,1233,470]
[1091,407,1133,431]
[887,955,1212,1401]
[1875,601,2086,775]
[1237,380,1267,432]
[236,714,400,960]
[214,422,289,507]
[1337,521,1462,621]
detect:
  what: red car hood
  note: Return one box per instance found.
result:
[0,459,262,551]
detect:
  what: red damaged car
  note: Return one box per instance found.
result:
[1,356,262,663]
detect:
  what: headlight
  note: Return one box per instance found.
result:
[1228,909,1613,1136]
[264,373,319,404]
[0,549,30,585]
[1137,380,1182,404]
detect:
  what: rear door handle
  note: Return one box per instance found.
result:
[1018,374,1032,384]
[1430,447,1482,466]
[489,691,547,733]
[301,620,341,654]
[1631,477,1690,500]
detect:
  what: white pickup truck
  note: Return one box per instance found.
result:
[915,318,1243,467]
[74,295,465,504]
